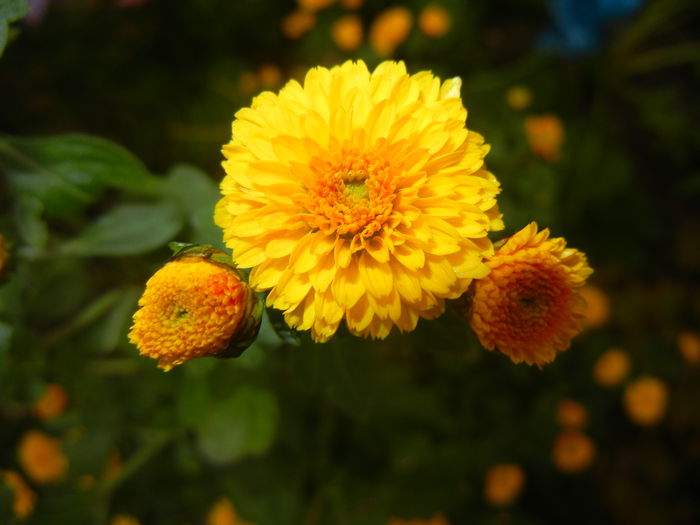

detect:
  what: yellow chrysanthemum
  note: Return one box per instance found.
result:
[552,430,596,473]
[468,222,592,366]
[129,249,261,371]
[0,470,37,518]
[33,383,69,420]
[483,463,526,506]
[215,60,503,342]
[17,430,68,484]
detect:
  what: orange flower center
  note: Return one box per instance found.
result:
[301,148,397,242]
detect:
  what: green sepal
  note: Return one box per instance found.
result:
[265,306,301,347]
[166,242,263,358]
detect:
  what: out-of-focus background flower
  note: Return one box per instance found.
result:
[1,0,699,524]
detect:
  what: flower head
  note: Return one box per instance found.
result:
[524,114,565,162]
[468,222,592,366]
[593,348,630,386]
[552,430,595,473]
[556,399,588,429]
[33,383,69,420]
[215,60,503,342]
[369,8,413,56]
[129,247,262,371]
[623,377,668,426]
[484,463,525,506]
[418,4,451,38]
[17,430,68,484]
[0,470,36,518]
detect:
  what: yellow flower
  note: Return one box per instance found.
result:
[578,285,611,329]
[129,248,261,371]
[556,399,588,429]
[484,463,525,506]
[33,383,69,420]
[524,114,564,162]
[468,222,592,366]
[552,430,595,473]
[215,60,503,342]
[418,4,451,38]
[623,377,668,426]
[207,497,255,525]
[110,515,142,525]
[677,331,700,364]
[388,514,449,525]
[17,430,68,484]
[331,15,363,51]
[0,470,37,518]
[593,348,630,387]
[369,7,413,57]
[282,10,316,39]
[505,86,532,110]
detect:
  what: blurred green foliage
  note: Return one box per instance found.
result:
[1,0,700,524]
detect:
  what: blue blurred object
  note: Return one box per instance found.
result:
[538,0,645,55]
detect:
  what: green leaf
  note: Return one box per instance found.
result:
[0,0,29,59]
[165,163,222,245]
[60,201,184,256]
[14,196,48,255]
[196,385,278,464]
[0,134,163,218]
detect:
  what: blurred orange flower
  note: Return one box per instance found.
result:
[110,515,142,525]
[17,430,68,484]
[0,470,36,518]
[556,399,588,429]
[33,383,69,420]
[524,114,565,162]
[593,348,630,387]
[578,285,611,329]
[388,513,450,525]
[331,15,363,51]
[258,64,283,89]
[340,0,363,8]
[484,463,525,506]
[677,331,700,364]
[282,10,316,39]
[298,0,335,11]
[623,377,668,426]
[418,4,451,38]
[469,222,592,366]
[239,71,259,95]
[207,497,255,525]
[506,85,532,110]
[552,430,596,473]
[369,6,413,57]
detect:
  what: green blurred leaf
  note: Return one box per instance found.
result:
[0,0,29,59]
[196,385,278,464]
[13,196,48,255]
[60,201,184,256]
[0,134,163,218]
[165,163,222,245]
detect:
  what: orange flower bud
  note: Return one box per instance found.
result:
[552,430,596,473]
[524,114,565,162]
[484,463,525,506]
[623,377,668,426]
